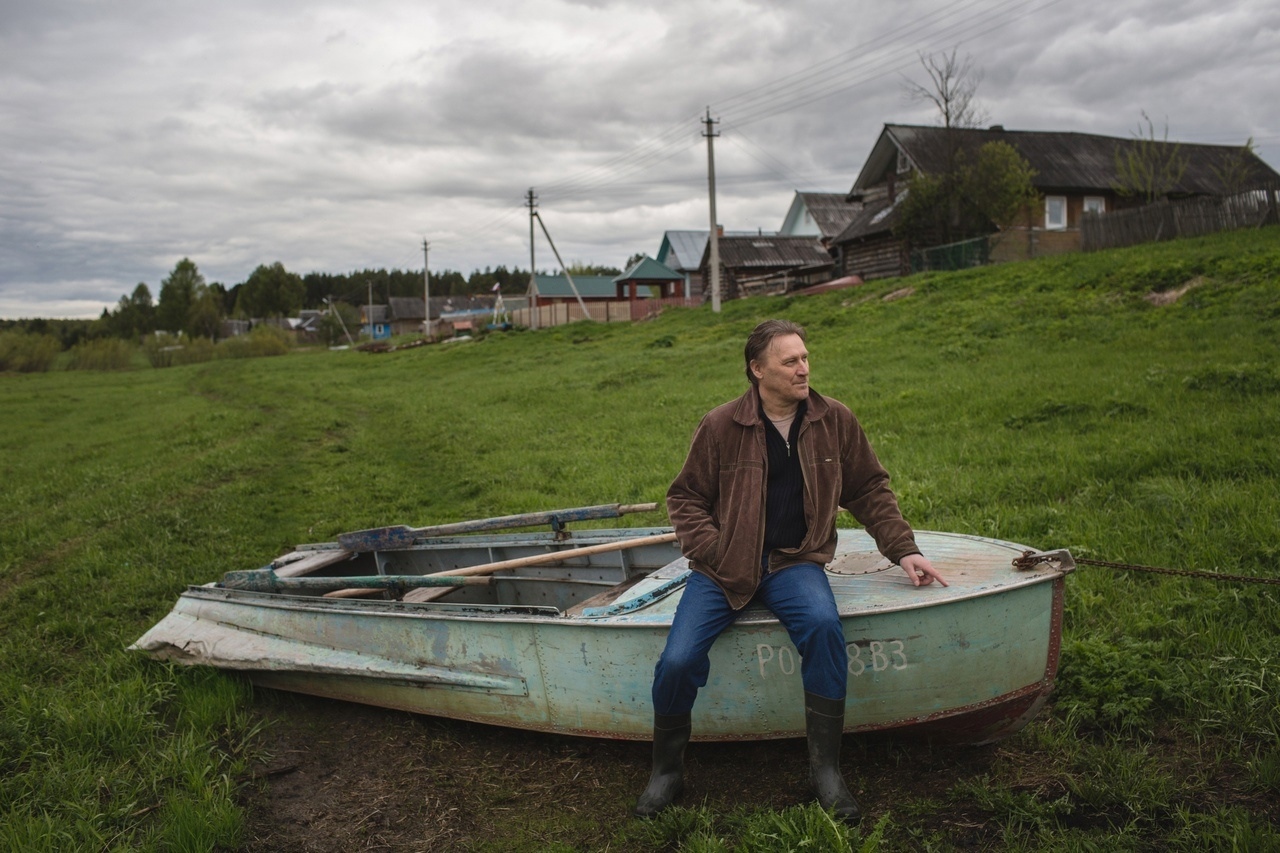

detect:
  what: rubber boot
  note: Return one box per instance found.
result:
[632,712,691,818]
[804,692,862,825]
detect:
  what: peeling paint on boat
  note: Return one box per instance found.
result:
[131,528,1072,743]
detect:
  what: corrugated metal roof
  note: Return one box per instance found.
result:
[658,230,761,271]
[658,231,709,272]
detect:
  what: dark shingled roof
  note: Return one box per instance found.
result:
[832,194,904,244]
[857,124,1280,197]
[388,297,425,320]
[795,192,861,239]
[702,235,833,270]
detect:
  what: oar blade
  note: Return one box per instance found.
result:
[337,525,417,552]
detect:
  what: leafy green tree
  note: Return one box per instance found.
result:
[236,262,305,318]
[188,285,224,340]
[102,282,156,341]
[564,262,622,276]
[895,140,1038,249]
[967,141,1041,229]
[156,258,204,334]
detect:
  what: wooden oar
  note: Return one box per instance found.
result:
[218,571,491,594]
[336,502,659,552]
[401,531,679,603]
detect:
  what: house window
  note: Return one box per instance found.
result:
[1083,196,1106,216]
[896,148,910,174]
[1045,196,1067,230]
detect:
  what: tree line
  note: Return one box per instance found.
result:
[5,261,582,346]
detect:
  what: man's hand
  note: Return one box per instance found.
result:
[900,553,948,587]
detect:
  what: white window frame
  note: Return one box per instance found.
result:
[1083,196,1106,216]
[1045,195,1068,230]
[896,148,911,174]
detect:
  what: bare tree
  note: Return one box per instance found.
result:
[902,48,989,129]
[1211,137,1259,196]
[1113,111,1189,203]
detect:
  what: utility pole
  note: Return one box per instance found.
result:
[526,188,539,330]
[367,282,374,340]
[703,107,722,313]
[422,238,431,341]
[534,212,590,319]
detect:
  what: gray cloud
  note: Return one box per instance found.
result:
[2,0,1277,317]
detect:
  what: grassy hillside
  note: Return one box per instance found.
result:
[2,227,1278,850]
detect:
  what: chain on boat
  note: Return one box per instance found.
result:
[1013,551,1280,586]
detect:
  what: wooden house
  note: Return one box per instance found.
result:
[778,191,861,249]
[698,234,834,300]
[833,123,1280,279]
[655,229,765,300]
[359,304,392,340]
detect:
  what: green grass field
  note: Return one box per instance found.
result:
[2,227,1278,850]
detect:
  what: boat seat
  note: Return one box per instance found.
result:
[563,575,648,616]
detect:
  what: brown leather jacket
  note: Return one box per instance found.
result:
[666,385,919,609]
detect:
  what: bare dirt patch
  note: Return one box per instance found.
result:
[1145,275,1205,306]
[236,689,1009,852]
[236,692,1278,851]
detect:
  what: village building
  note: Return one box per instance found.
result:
[698,234,835,300]
[655,229,765,301]
[531,274,623,305]
[614,255,684,300]
[778,191,861,249]
[833,123,1280,280]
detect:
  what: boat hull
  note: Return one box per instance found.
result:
[132,529,1070,743]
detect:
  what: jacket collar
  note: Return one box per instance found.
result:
[732,384,830,426]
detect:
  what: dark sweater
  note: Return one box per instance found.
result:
[762,401,808,558]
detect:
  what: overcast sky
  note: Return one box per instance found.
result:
[2,0,1277,318]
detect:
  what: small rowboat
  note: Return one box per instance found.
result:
[130,504,1074,744]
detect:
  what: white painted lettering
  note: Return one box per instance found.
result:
[846,642,865,677]
[890,640,908,670]
[756,643,774,678]
[755,641,910,680]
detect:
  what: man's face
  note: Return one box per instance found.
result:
[751,333,809,407]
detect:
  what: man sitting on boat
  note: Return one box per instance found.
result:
[634,318,947,824]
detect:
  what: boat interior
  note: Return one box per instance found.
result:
[252,528,686,615]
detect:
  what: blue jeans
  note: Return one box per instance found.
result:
[651,562,848,715]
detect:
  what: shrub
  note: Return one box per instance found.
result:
[142,333,215,367]
[173,337,216,365]
[0,331,61,372]
[219,325,292,359]
[65,338,137,371]
[142,333,184,368]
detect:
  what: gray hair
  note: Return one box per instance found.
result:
[744,319,806,384]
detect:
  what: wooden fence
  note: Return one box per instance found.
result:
[1082,185,1280,252]
[508,296,697,329]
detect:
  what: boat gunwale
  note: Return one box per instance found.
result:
[175,568,1068,627]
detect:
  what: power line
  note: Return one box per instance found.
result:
[408,0,1073,267]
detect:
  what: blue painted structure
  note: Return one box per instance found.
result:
[132,526,1073,743]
